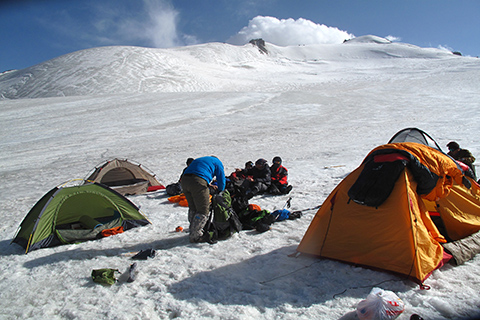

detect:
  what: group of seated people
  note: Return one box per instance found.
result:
[228,156,293,199]
[166,156,293,199]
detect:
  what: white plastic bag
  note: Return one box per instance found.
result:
[356,287,405,320]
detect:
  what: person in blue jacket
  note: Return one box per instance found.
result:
[180,156,226,243]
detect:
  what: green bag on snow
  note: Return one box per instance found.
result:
[91,268,120,286]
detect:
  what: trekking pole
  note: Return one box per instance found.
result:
[207,202,215,228]
[290,204,322,215]
[283,197,292,210]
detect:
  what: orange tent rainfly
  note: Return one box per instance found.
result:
[297,141,480,285]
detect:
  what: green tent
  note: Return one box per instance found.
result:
[12,182,150,253]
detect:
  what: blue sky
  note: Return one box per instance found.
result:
[1,0,479,72]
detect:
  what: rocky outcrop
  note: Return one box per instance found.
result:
[249,39,268,54]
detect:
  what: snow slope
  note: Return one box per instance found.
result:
[0,35,456,99]
[1,36,480,320]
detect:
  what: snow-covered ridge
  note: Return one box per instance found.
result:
[0,36,458,99]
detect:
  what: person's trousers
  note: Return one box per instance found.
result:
[180,174,210,218]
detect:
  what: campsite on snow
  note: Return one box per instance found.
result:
[1,35,480,320]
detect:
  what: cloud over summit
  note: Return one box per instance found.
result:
[228,16,354,46]
[91,0,198,48]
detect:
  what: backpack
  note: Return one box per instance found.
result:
[166,182,182,196]
[225,180,250,214]
[203,190,242,243]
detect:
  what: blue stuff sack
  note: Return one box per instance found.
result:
[272,209,290,221]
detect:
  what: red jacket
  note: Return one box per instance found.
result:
[271,164,288,185]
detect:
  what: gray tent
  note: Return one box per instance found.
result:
[388,127,442,151]
[84,159,164,195]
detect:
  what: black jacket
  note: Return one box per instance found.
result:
[246,165,271,186]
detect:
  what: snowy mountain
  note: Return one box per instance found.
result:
[1,35,480,320]
[0,35,456,99]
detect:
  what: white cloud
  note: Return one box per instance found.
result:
[143,0,180,47]
[438,44,453,52]
[385,35,401,42]
[90,0,198,48]
[228,16,354,46]
[142,0,200,48]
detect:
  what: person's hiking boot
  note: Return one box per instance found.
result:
[131,248,156,260]
[283,185,293,194]
[268,184,281,195]
[189,213,208,243]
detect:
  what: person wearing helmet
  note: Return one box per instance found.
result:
[268,156,293,195]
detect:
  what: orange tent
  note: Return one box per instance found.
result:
[427,177,480,241]
[297,142,480,284]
